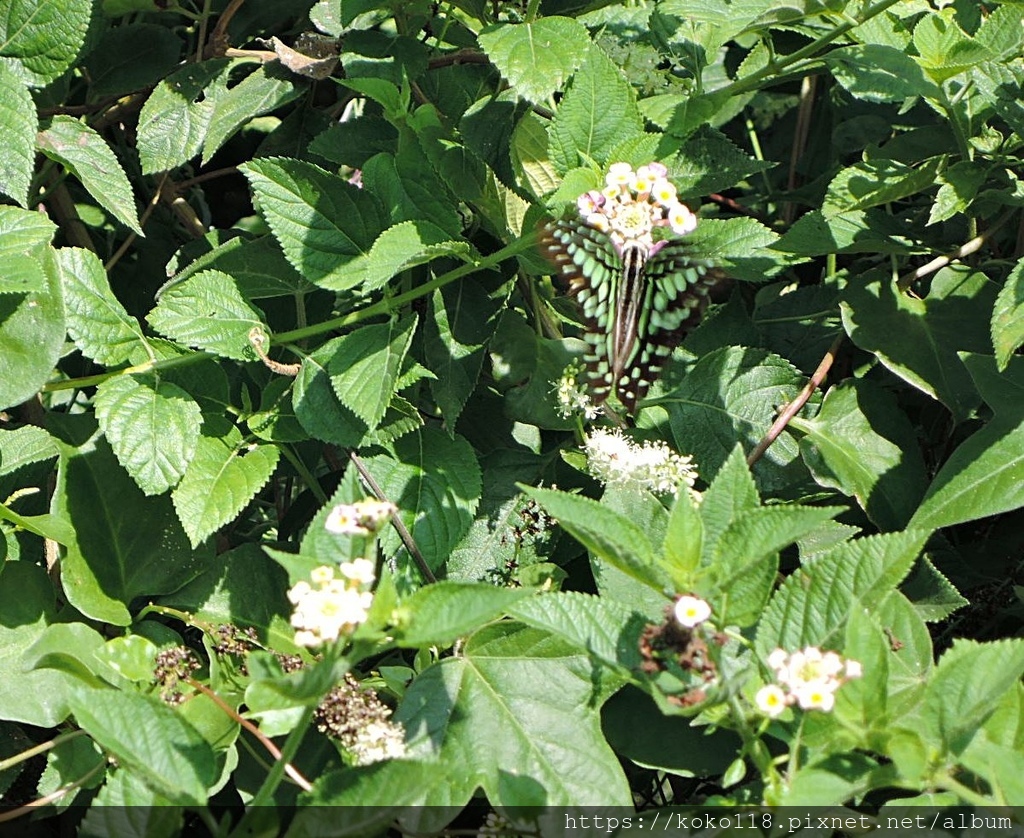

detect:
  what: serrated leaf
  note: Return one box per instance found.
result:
[756,529,929,656]
[57,247,146,366]
[685,216,786,282]
[327,317,416,429]
[68,688,216,806]
[0,245,65,412]
[928,160,989,225]
[910,412,1024,532]
[773,208,915,257]
[38,116,143,235]
[0,425,58,476]
[293,336,370,447]
[477,17,590,105]
[330,221,472,293]
[396,623,631,806]
[362,150,462,238]
[512,112,559,199]
[793,379,928,530]
[79,768,182,838]
[137,60,232,174]
[362,428,481,573]
[0,0,91,86]
[395,582,533,647]
[171,425,280,547]
[841,266,995,422]
[523,486,668,596]
[992,259,1024,371]
[670,125,773,198]
[94,375,202,496]
[0,62,36,206]
[660,347,809,493]
[242,157,388,288]
[548,45,643,174]
[147,270,265,360]
[0,254,44,294]
[202,66,302,164]
[824,158,941,217]
[826,44,940,103]
[913,13,992,83]
[83,23,183,99]
[699,445,760,558]
[709,505,841,627]
[170,234,313,300]
[921,639,1024,754]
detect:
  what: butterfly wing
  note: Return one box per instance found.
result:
[543,219,722,412]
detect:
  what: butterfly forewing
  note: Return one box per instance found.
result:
[542,219,719,413]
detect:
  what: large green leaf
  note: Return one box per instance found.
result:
[992,258,1024,371]
[57,247,146,366]
[68,688,216,806]
[95,375,202,496]
[54,438,207,625]
[79,768,182,838]
[363,428,481,573]
[548,44,643,174]
[38,116,143,234]
[841,266,996,422]
[477,17,590,105]
[241,158,387,289]
[793,379,928,530]
[0,0,92,86]
[0,61,36,206]
[395,582,533,647]
[171,423,280,547]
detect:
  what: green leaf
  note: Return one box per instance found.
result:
[929,160,990,225]
[94,374,202,496]
[826,44,940,103]
[203,66,303,164]
[79,768,182,838]
[424,279,505,430]
[397,623,631,806]
[913,12,992,83]
[0,425,58,476]
[659,488,703,586]
[699,444,759,557]
[823,158,941,217]
[523,486,668,596]
[147,270,265,360]
[170,234,313,300]
[685,216,786,282]
[54,438,206,625]
[910,412,1024,532]
[38,116,143,234]
[327,317,417,429]
[670,125,774,198]
[171,424,280,547]
[68,688,216,806]
[0,62,36,206]
[992,259,1024,371]
[241,157,387,289]
[362,150,462,238]
[661,347,809,493]
[708,505,841,627]
[293,337,370,448]
[920,639,1024,754]
[137,60,232,174]
[0,0,92,86]
[477,17,591,105]
[0,562,83,726]
[0,253,44,294]
[756,529,929,656]
[548,44,643,174]
[57,247,146,366]
[158,543,297,654]
[841,266,996,422]
[0,244,65,412]
[82,23,183,99]
[512,112,560,199]
[395,582,533,647]
[773,208,915,256]
[793,379,928,530]
[363,428,481,573]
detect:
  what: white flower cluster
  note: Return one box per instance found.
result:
[287,560,375,647]
[578,162,698,252]
[673,595,712,628]
[324,499,397,536]
[584,428,698,497]
[553,361,601,420]
[755,646,863,716]
[351,718,407,765]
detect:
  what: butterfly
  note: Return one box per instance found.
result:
[541,163,724,413]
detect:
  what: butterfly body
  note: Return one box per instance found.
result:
[543,216,721,412]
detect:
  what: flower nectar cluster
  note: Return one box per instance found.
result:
[288,560,375,648]
[553,360,601,420]
[756,646,862,716]
[584,428,699,498]
[577,162,697,253]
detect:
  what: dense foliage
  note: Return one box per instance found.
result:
[1,0,1023,832]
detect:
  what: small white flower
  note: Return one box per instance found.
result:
[338,557,376,586]
[586,211,610,233]
[583,429,698,497]
[287,580,312,604]
[606,162,634,186]
[755,684,789,717]
[767,648,788,672]
[844,659,863,679]
[648,162,668,179]
[310,565,335,585]
[651,178,677,205]
[673,595,711,628]
[793,681,836,712]
[352,719,407,765]
[553,362,601,420]
[325,505,371,536]
[761,646,861,715]
[667,202,697,235]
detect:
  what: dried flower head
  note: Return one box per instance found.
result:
[315,673,407,765]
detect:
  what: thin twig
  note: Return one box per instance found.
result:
[747,332,844,467]
[0,762,105,823]
[249,328,301,376]
[104,173,169,272]
[186,679,313,791]
[348,452,437,584]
